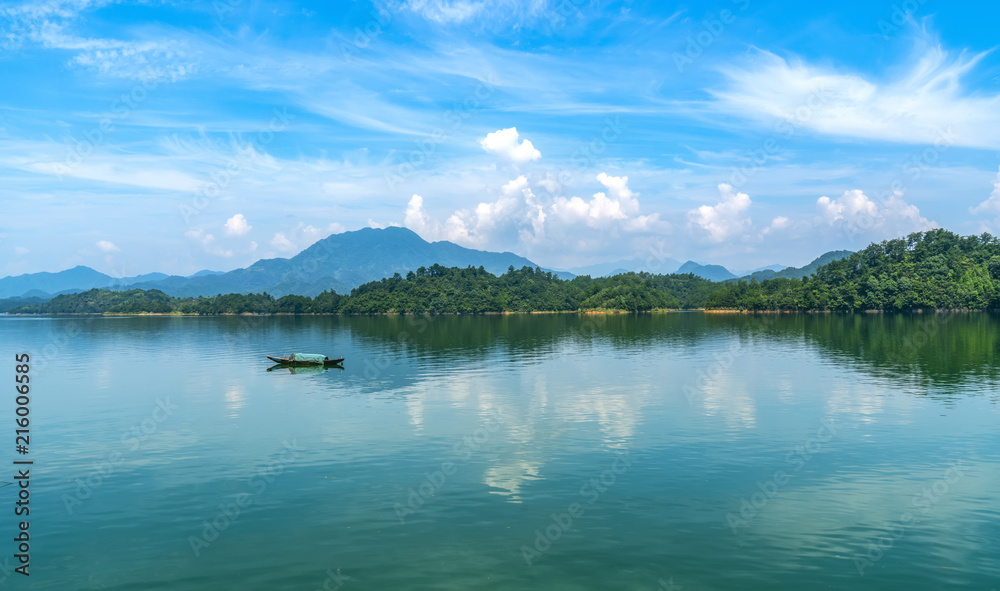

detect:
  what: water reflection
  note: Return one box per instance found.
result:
[2,312,998,590]
[266,364,344,374]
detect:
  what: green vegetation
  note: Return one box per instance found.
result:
[0,296,45,313]
[706,230,1000,310]
[10,231,1000,315]
[9,265,716,315]
[740,250,853,281]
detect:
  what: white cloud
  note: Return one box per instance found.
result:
[816,189,935,235]
[405,184,524,246]
[270,232,295,252]
[0,0,196,82]
[300,224,322,243]
[14,246,29,255]
[185,229,233,258]
[595,172,639,215]
[185,229,209,242]
[817,190,878,226]
[711,37,1000,149]
[548,173,649,230]
[400,0,561,26]
[969,167,1000,218]
[404,0,484,23]
[760,216,791,236]
[224,213,252,236]
[402,172,665,257]
[404,194,432,234]
[96,240,119,252]
[689,184,752,243]
[480,127,541,164]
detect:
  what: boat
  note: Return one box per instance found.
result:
[266,353,345,366]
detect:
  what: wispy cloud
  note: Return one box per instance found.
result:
[1,0,198,81]
[710,34,1000,148]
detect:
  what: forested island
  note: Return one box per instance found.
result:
[7,230,1000,314]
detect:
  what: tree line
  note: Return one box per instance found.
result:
[705,230,1000,311]
[9,230,1000,315]
[8,264,717,315]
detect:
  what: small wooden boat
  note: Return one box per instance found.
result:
[266,353,344,366]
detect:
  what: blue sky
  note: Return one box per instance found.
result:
[2,0,1000,277]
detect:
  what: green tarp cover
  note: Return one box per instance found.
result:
[289,353,327,363]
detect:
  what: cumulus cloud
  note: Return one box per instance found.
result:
[816,189,935,235]
[270,232,295,252]
[689,184,752,243]
[404,194,433,234]
[224,213,252,236]
[402,172,665,258]
[480,127,541,164]
[816,190,877,226]
[258,223,327,256]
[185,229,233,257]
[760,216,791,236]
[547,173,646,231]
[969,167,1000,219]
[96,240,119,252]
[405,180,527,247]
[300,224,323,243]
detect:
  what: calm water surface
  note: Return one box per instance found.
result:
[1,313,998,590]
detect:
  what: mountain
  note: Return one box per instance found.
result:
[127,272,169,283]
[1,230,854,300]
[0,228,550,300]
[129,227,546,298]
[565,256,682,277]
[731,264,786,277]
[676,261,737,282]
[0,266,111,299]
[741,250,853,281]
[0,266,198,299]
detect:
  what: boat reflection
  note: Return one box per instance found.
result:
[266,364,343,374]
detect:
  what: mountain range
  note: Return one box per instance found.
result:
[0,227,853,301]
[739,250,854,281]
[0,227,543,299]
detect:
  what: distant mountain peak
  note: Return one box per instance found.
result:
[677,261,737,281]
[118,227,546,298]
[739,250,853,281]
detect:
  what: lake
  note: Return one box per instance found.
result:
[2,313,998,589]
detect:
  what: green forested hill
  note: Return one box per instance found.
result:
[10,265,717,314]
[740,250,853,281]
[706,230,1000,310]
[10,230,1000,314]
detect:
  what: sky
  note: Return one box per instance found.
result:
[2,0,1000,278]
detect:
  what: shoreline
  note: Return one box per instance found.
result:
[2,309,687,317]
[3,308,994,317]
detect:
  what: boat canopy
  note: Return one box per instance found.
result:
[288,353,327,363]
